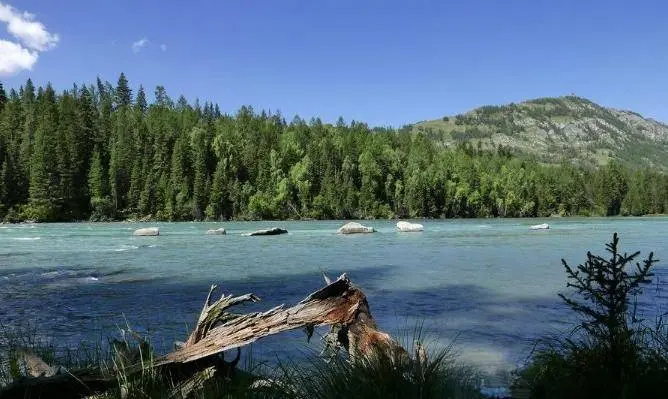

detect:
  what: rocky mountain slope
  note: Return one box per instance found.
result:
[411,96,668,170]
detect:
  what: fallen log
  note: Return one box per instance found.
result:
[0,273,408,398]
[159,273,406,366]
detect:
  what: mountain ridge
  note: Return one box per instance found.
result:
[410,95,668,170]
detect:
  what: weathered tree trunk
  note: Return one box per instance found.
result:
[0,274,407,398]
[159,273,405,366]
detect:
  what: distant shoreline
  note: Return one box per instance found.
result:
[2,214,667,225]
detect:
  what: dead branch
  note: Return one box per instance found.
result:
[184,285,260,347]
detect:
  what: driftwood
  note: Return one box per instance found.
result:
[0,273,407,398]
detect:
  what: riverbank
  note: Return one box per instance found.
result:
[2,212,668,225]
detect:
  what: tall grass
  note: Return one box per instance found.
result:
[1,323,484,398]
[272,344,483,399]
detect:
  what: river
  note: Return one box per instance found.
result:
[1,218,667,389]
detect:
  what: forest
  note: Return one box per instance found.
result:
[0,74,667,222]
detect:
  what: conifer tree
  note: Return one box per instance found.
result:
[115,72,132,108]
[136,85,147,114]
[19,79,36,181]
[28,84,59,220]
[0,82,6,112]
[557,233,658,397]
[0,159,8,211]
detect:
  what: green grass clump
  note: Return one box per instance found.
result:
[273,342,483,399]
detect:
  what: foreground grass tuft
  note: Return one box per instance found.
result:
[1,324,484,398]
[273,342,483,399]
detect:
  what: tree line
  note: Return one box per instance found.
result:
[0,74,667,222]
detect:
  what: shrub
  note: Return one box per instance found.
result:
[512,233,668,399]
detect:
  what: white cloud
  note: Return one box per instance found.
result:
[132,37,149,53]
[0,2,59,51]
[160,43,167,52]
[0,39,38,75]
[0,2,57,76]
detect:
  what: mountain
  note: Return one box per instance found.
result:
[411,96,668,170]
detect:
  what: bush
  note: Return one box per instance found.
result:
[2,207,20,223]
[90,196,115,221]
[21,200,56,222]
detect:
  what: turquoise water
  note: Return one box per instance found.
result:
[1,218,667,381]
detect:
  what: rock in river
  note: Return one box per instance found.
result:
[133,227,159,236]
[337,222,375,234]
[396,221,424,232]
[245,227,288,236]
[529,223,550,230]
[206,228,227,235]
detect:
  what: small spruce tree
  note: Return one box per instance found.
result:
[558,232,658,395]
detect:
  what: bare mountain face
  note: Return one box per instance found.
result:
[412,96,668,170]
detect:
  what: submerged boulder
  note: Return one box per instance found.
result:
[206,228,227,235]
[337,222,375,234]
[246,227,288,236]
[529,223,550,230]
[396,221,424,232]
[133,227,159,236]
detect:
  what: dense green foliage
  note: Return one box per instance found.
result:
[1,76,667,222]
[513,234,668,398]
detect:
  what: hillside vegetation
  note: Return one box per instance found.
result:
[412,96,668,170]
[1,77,667,222]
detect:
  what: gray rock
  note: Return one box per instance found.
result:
[396,221,424,232]
[337,222,375,234]
[245,227,288,236]
[206,228,227,235]
[133,227,159,236]
[529,223,550,230]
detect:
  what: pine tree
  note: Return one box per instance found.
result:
[136,85,147,114]
[19,79,36,184]
[206,160,227,220]
[115,72,132,108]
[88,147,112,220]
[28,84,59,220]
[191,126,208,219]
[88,148,105,199]
[0,159,8,212]
[558,233,658,396]
[127,159,142,212]
[0,82,7,112]
[109,107,133,213]
[56,91,76,215]
[76,87,97,207]
[0,90,25,206]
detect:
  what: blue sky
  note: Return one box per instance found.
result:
[1,0,667,127]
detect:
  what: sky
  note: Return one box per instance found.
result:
[0,0,667,127]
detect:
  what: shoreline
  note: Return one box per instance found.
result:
[2,213,667,225]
